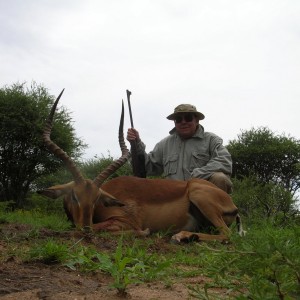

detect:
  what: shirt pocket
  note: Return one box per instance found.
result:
[189,151,210,171]
[164,153,179,175]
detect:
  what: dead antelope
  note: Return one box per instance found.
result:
[38,90,245,242]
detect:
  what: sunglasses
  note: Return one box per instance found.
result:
[174,113,195,123]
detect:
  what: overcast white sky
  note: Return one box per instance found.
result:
[1,0,300,160]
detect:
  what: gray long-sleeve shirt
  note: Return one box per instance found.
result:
[136,125,232,180]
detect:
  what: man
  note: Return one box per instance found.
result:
[126,104,233,193]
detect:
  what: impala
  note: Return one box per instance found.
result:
[38,90,245,242]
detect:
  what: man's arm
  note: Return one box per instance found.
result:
[127,129,165,177]
[191,138,232,180]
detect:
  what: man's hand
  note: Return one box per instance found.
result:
[127,128,140,142]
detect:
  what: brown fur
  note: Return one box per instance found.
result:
[39,176,243,242]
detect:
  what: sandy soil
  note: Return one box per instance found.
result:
[0,223,228,299]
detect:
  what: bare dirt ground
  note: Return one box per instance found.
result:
[0,223,227,300]
[0,260,211,300]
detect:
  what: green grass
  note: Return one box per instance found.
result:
[28,238,70,264]
[0,207,299,299]
[0,208,71,231]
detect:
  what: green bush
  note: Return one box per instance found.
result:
[24,192,65,214]
[81,154,133,179]
[232,176,298,226]
[189,222,300,299]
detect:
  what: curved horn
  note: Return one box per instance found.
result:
[43,89,84,184]
[93,100,130,187]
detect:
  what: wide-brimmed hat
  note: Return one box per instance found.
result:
[166,104,205,120]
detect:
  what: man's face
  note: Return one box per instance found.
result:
[174,113,198,139]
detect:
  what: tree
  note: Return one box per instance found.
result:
[227,127,300,195]
[0,82,86,207]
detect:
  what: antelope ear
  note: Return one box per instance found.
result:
[99,190,125,207]
[37,182,75,199]
[37,188,63,199]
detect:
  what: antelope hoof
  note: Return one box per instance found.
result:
[171,231,192,243]
[138,228,150,237]
[239,229,247,237]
